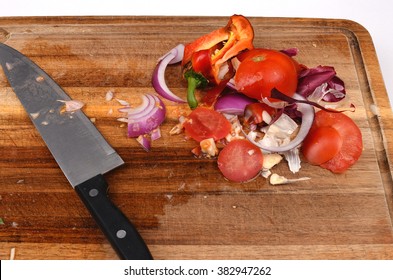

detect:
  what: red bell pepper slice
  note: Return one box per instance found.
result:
[182,14,254,77]
[182,14,254,109]
[200,80,229,107]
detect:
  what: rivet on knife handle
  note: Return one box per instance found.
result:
[75,174,153,260]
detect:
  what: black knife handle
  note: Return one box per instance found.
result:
[75,174,153,260]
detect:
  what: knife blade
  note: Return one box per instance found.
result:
[0,42,153,260]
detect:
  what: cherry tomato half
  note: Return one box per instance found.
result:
[302,110,363,173]
[217,139,263,182]
[234,48,298,101]
[183,107,231,142]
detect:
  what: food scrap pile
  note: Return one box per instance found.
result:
[123,14,363,184]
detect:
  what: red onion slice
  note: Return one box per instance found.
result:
[214,92,256,115]
[127,94,155,119]
[127,93,166,138]
[244,93,315,153]
[152,44,186,103]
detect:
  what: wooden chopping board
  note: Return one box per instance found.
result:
[0,16,393,260]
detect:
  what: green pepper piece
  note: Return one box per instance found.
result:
[184,70,209,109]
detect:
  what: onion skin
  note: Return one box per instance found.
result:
[152,44,186,103]
[244,93,315,153]
[58,99,85,112]
[127,94,166,138]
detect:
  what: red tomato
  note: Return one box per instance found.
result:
[302,126,343,165]
[234,48,298,101]
[183,107,231,142]
[302,110,363,173]
[217,139,263,182]
[244,102,276,125]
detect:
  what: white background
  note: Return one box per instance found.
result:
[2,260,393,280]
[1,0,392,109]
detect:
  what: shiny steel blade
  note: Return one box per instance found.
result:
[0,43,124,187]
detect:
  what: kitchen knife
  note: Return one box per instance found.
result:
[0,42,153,260]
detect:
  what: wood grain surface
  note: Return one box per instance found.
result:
[0,16,392,260]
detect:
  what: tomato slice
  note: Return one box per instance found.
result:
[217,139,263,182]
[302,110,362,173]
[234,48,298,101]
[183,107,231,142]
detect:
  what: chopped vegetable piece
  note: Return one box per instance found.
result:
[152,44,186,103]
[302,110,362,173]
[200,138,219,157]
[262,153,283,170]
[116,99,130,106]
[150,128,162,141]
[297,65,346,99]
[282,147,302,173]
[269,173,310,185]
[217,139,263,182]
[244,93,315,153]
[234,48,298,101]
[214,91,256,115]
[182,14,254,74]
[184,70,209,109]
[126,94,166,138]
[183,107,231,142]
[262,153,283,177]
[58,99,85,112]
[170,116,186,135]
[201,80,229,107]
[244,102,276,125]
[302,126,342,165]
[182,14,254,108]
[105,90,114,101]
[225,115,245,142]
[136,135,151,152]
